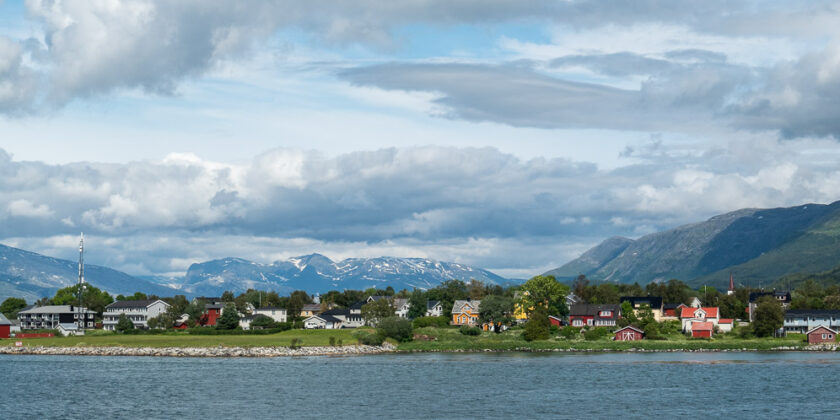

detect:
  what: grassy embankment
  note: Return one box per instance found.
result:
[398,327,808,352]
[0,329,371,348]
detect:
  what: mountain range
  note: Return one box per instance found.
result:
[545,200,840,289]
[0,243,507,302]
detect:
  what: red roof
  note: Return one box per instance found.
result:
[680,307,719,319]
[692,321,714,331]
[719,318,733,324]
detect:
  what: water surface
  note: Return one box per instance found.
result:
[2,352,839,419]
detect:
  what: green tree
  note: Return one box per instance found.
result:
[522,307,550,341]
[163,295,189,315]
[216,304,241,330]
[519,275,569,316]
[573,274,591,303]
[0,297,27,319]
[377,316,413,342]
[406,289,427,319]
[52,284,113,315]
[221,291,235,303]
[249,314,275,329]
[116,292,148,302]
[467,279,486,300]
[752,296,784,337]
[478,295,513,331]
[425,280,468,319]
[361,298,395,326]
[147,312,175,329]
[287,290,310,320]
[116,313,135,332]
[590,283,620,304]
[618,300,638,327]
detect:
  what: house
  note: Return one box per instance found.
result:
[324,308,365,328]
[17,305,96,330]
[619,296,664,321]
[614,326,644,341]
[300,303,322,318]
[57,323,84,336]
[747,291,791,322]
[680,307,720,332]
[688,297,702,308]
[718,319,734,333]
[568,304,621,327]
[783,310,840,335]
[199,304,225,326]
[192,297,223,305]
[254,306,287,323]
[426,300,443,317]
[103,299,171,331]
[0,313,10,338]
[393,299,410,318]
[548,315,565,327]
[806,326,837,345]
[303,313,343,329]
[452,300,481,325]
[691,321,714,338]
[662,303,687,320]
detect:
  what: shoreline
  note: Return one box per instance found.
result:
[2,343,838,357]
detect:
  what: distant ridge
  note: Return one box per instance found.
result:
[544,201,840,289]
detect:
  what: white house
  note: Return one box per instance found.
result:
[239,306,288,329]
[394,299,410,318]
[680,307,720,332]
[426,300,443,317]
[103,299,171,330]
[303,313,343,329]
[58,323,84,336]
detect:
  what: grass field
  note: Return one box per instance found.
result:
[398,327,808,352]
[1,329,371,348]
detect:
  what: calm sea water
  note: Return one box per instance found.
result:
[2,352,840,419]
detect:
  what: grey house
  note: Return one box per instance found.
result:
[784,309,840,335]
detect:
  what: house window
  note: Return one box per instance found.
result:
[572,319,583,327]
[599,311,611,317]
[822,333,827,339]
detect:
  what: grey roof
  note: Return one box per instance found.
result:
[452,300,480,314]
[350,301,365,310]
[307,313,342,323]
[784,309,840,319]
[107,299,167,309]
[393,298,408,308]
[569,304,621,319]
[620,296,663,309]
[18,305,95,315]
[427,300,440,309]
[302,303,322,311]
[255,306,286,312]
[0,313,10,325]
[205,304,225,309]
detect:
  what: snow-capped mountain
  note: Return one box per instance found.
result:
[175,254,507,296]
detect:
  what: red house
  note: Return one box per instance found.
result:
[569,304,621,327]
[806,326,837,345]
[199,304,223,327]
[614,326,644,341]
[0,313,11,339]
[548,315,565,327]
[691,321,713,338]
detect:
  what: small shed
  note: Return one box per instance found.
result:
[806,326,837,345]
[718,319,734,333]
[0,313,11,339]
[691,321,713,338]
[548,315,565,327]
[614,326,644,341]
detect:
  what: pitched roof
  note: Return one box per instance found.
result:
[58,323,79,331]
[569,304,620,319]
[306,314,342,323]
[452,300,481,314]
[719,318,734,324]
[614,326,644,334]
[393,298,408,309]
[302,303,322,311]
[0,312,10,325]
[427,300,440,309]
[784,309,840,319]
[107,299,166,309]
[18,305,95,314]
[749,291,791,303]
[350,301,365,310]
[806,325,838,335]
[691,321,714,331]
[663,303,682,310]
[680,307,719,319]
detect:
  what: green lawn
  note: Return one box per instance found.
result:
[398,327,808,352]
[1,329,370,348]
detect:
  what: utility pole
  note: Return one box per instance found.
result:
[77,233,85,330]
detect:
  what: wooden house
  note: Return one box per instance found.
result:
[614,326,644,341]
[806,326,837,345]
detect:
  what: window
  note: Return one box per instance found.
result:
[822,333,827,339]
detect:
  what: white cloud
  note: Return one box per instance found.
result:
[6,199,53,218]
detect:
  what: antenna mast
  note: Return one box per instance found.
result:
[77,233,85,330]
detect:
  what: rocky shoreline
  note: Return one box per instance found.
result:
[402,345,839,353]
[0,343,396,357]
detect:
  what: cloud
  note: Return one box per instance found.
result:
[1,142,840,275]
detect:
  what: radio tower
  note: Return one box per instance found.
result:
[77,233,85,329]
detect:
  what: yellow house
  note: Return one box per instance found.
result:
[451,300,481,325]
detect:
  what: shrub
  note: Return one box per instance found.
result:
[216,305,241,330]
[412,316,450,328]
[660,320,681,335]
[583,327,610,341]
[378,316,414,342]
[559,326,581,340]
[522,309,550,342]
[115,314,134,333]
[550,325,560,334]
[329,336,336,346]
[354,330,385,346]
[459,326,481,336]
[249,314,275,329]
[289,338,302,349]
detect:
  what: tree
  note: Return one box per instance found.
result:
[426,279,468,319]
[147,312,175,329]
[519,275,569,316]
[406,289,427,319]
[52,284,113,315]
[361,298,395,326]
[216,304,241,330]
[163,295,189,316]
[753,296,784,337]
[116,313,135,332]
[522,307,550,341]
[249,314,275,329]
[467,279,486,300]
[0,297,27,319]
[287,290,309,320]
[590,283,620,304]
[221,291,235,303]
[479,295,513,331]
[573,275,591,303]
[377,316,413,342]
[116,292,147,302]
[618,301,638,327]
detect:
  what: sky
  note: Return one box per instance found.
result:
[2,0,840,279]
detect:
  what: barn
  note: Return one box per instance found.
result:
[691,321,713,338]
[806,326,837,345]
[614,326,644,341]
[0,313,11,339]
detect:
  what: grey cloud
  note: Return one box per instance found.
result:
[550,53,673,76]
